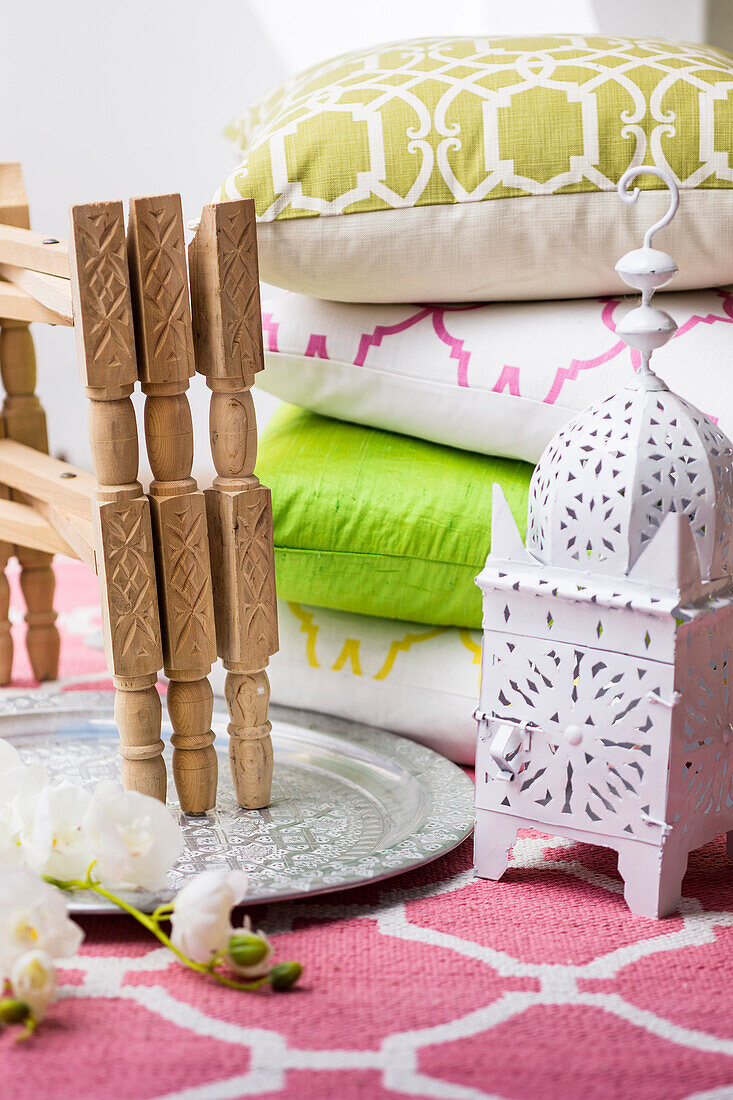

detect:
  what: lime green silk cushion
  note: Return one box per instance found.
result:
[218,35,733,303]
[255,404,533,628]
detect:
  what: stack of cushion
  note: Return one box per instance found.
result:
[215,34,733,763]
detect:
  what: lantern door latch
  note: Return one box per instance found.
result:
[475,711,526,780]
[640,812,673,839]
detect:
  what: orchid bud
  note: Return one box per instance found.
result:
[228,932,269,970]
[0,999,30,1024]
[268,961,302,992]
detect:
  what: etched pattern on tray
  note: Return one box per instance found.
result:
[0,693,473,912]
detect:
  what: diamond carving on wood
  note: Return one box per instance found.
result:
[218,201,264,383]
[189,200,263,388]
[97,498,163,678]
[68,202,138,394]
[205,483,278,667]
[127,195,194,386]
[234,486,278,660]
[150,494,216,673]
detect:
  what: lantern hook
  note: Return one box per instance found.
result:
[617,165,679,249]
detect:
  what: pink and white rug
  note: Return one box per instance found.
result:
[3,561,733,1100]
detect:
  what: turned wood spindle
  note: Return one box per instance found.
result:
[0,320,60,681]
[0,561,11,685]
[127,194,218,813]
[0,421,12,684]
[69,201,166,801]
[210,391,274,807]
[0,164,60,683]
[189,199,278,810]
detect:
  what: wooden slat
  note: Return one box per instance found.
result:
[33,500,96,572]
[0,281,71,326]
[0,164,31,231]
[0,439,94,518]
[0,223,69,278]
[0,265,73,323]
[0,497,77,559]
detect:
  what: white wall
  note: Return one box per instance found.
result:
[590,0,733,50]
[249,0,600,71]
[1,0,287,474]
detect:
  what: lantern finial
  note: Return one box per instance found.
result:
[614,165,680,385]
[617,165,679,250]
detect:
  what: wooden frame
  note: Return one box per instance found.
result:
[0,164,277,813]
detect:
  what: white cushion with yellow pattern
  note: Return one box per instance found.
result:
[210,599,480,764]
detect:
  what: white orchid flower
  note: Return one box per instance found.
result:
[0,740,183,889]
[0,738,50,844]
[0,827,22,867]
[0,867,83,978]
[3,764,51,862]
[20,782,92,881]
[0,760,49,813]
[0,746,48,838]
[0,743,52,869]
[10,950,57,1023]
[0,737,21,773]
[84,781,183,891]
[170,870,249,965]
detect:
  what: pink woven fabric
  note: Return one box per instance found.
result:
[2,561,733,1099]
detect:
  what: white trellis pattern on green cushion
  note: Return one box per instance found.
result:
[217,35,733,302]
[222,35,733,217]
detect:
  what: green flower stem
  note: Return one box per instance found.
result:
[42,871,268,993]
[17,1017,37,1042]
[151,903,175,923]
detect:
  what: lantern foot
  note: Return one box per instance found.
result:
[617,839,687,919]
[474,809,518,881]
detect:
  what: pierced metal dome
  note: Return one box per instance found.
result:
[527,165,733,584]
[527,381,733,581]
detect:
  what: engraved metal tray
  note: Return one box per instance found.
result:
[0,692,474,914]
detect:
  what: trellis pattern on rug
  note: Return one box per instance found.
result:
[3,560,733,1097]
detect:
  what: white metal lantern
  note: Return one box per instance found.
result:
[474,166,733,918]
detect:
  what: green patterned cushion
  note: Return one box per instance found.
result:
[217,35,733,303]
[255,403,534,629]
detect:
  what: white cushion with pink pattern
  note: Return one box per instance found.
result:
[260,287,733,463]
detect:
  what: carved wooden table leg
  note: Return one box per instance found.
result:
[189,200,278,809]
[127,195,218,813]
[0,165,60,683]
[69,201,166,800]
[0,320,60,681]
